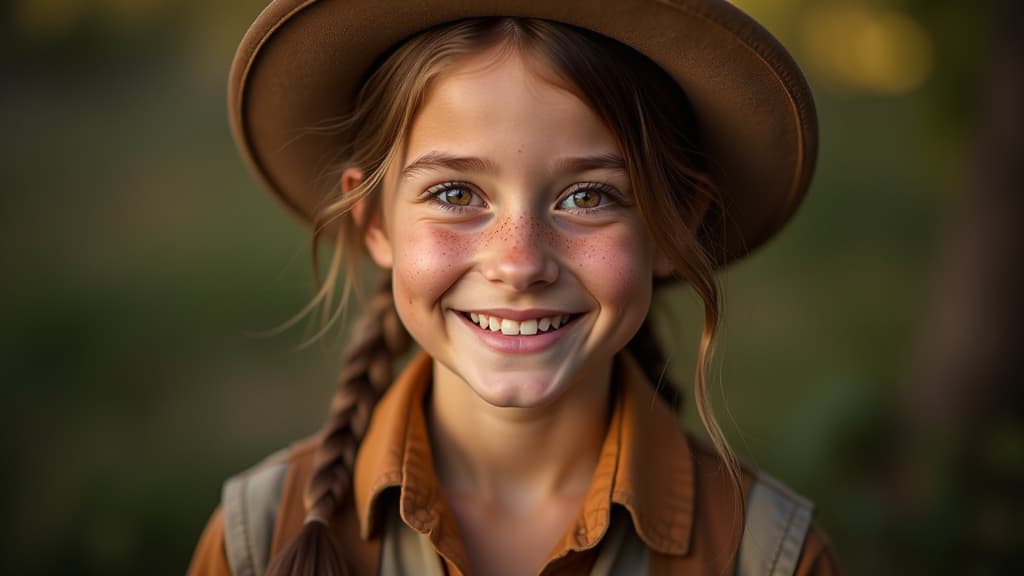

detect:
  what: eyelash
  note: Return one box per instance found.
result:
[423,181,626,214]
[424,182,485,213]
[558,182,625,214]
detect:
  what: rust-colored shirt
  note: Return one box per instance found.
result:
[188,352,843,575]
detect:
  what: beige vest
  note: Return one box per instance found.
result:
[221,457,813,576]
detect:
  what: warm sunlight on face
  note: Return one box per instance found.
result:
[364,48,658,408]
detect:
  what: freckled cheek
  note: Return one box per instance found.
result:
[562,229,653,304]
[394,225,479,298]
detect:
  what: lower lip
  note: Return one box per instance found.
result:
[455,313,578,355]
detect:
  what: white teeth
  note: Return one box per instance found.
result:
[501,319,519,335]
[466,312,573,335]
[520,319,538,335]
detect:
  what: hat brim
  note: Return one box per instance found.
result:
[229,0,818,267]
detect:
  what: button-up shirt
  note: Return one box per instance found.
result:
[188,352,842,575]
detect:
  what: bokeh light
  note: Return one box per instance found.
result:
[801,4,934,94]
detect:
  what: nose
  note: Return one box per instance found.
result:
[479,215,559,291]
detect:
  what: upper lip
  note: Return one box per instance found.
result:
[457,308,579,321]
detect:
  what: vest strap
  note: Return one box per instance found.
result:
[222,449,289,576]
[737,473,815,576]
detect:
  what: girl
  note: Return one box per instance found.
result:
[191,1,841,574]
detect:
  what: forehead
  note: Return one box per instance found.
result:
[402,48,620,165]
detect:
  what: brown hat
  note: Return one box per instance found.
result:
[229,0,818,266]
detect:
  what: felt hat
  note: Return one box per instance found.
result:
[229,0,818,266]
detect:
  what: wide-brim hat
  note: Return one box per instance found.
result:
[229,0,818,267]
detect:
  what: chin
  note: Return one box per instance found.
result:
[464,369,570,408]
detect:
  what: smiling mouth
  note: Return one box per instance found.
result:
[459,311,581,336]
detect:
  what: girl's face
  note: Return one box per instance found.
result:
[362,48,667,408]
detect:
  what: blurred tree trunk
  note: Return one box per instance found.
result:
[891,0,1023,570]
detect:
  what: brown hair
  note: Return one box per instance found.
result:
[267,17,738,576]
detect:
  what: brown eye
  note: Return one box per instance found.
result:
[559,187,607,210]
[571,190,600,208]
[427,182,483,209]
[443,188,473,206]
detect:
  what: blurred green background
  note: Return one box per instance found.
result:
[2,0,1019,574]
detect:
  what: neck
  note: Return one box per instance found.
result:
[427,359,614,508]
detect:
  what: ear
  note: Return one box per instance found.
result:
[343,167,393,269]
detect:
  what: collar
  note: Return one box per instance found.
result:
[352,350,696,561]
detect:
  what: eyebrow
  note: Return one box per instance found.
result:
[553,153,627,174]
[400,151,627,180]
[401,152,498,179]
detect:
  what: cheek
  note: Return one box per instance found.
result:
[393,224,478,300]
[562,226,654,304]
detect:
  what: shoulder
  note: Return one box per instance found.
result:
[187,507,231,576]
[218,446,295,573]
[220,437,320,499]
[684,433,759,516]
[683,434,843,575]
[187,437,320,576]
[233,437,321,553]
[796,523,844,576]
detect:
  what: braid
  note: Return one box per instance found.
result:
[627,317,682,411]
[266,275,411,576]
